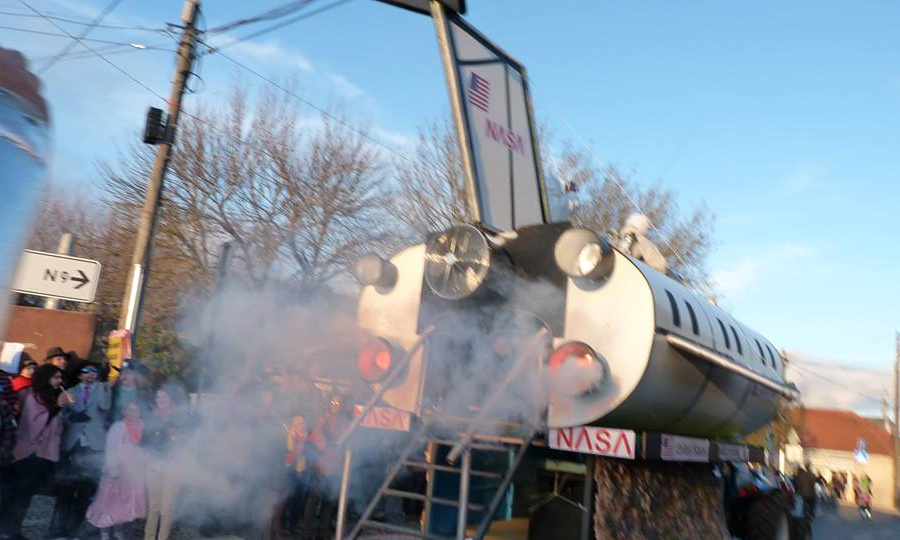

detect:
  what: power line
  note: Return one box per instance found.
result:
[526,77,696,281]
[790,357,890,375]
[791,362,886,407]
[0,24,155,46]
[31,0,125,73]
[0,8,164,31]
[200,41,415,166]
[202,0,352,54]
[205,0,314,34]
[16,1,168,102]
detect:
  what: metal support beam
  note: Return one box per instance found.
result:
[335,447,353,539]
[455,448,471,540]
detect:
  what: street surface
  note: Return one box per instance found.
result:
[813,504,900,540]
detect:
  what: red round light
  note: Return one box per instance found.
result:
[545,341,606,397]
[358,338,393,383]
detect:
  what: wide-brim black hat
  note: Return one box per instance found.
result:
[45,346,66,360]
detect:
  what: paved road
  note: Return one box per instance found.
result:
[812,504,900,540]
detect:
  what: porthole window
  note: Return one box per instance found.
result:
[684,301,699,335]
[730,326,743,355]
[665,290,681,327]
[767,345,778,369]
[755,339,766,366]
[717,319,731,350]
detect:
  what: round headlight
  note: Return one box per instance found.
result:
[424,225,490,300]
[554,228,614,280]
[355,253,397,290]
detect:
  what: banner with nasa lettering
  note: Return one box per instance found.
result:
[443,13,548,232]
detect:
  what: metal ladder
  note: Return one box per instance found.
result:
[347,422,533,540]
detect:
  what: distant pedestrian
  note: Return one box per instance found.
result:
[87,401,147,540]
[51,361,112,538]
[793,462,817,520]
[0,364,75,538]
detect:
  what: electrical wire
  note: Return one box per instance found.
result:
[16,1,168,102]
[0,24,153,46]
[525,76,697,281]
[200,41,416,166]
[205,0,314,34]
[24,0,125,73]
[791,362,886,407]
[202,0,352,54]
[0,8,164,31]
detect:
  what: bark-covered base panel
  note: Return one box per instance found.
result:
[593,458,729,540]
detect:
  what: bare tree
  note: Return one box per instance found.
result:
[393,116,469,238]
[560,144,715,290]
[394,117,716,288]
[100,84,395,294]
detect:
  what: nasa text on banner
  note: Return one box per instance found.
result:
[548,426,636,460]
[353,405,412,432]
[444,13,548,232]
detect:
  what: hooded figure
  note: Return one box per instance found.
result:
[617,213,668,274]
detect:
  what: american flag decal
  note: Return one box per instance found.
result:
[468,72,490,112]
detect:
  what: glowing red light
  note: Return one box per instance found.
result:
[358,338,393,383]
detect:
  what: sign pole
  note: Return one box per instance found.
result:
[894,331,899,512]
[429,0,481,223]
[43,232,73,310]
[117,0,200,336]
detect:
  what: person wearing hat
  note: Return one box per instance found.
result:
[12,354,37,394]
[46,346,67,370]
[50,361,111,538]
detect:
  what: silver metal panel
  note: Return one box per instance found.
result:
[358,244,427,413]
[548,251,655,428]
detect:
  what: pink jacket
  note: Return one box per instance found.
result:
[13,392,62,462]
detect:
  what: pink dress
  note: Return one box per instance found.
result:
[86,420,147,528]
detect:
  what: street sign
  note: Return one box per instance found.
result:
[11,249,101,303]
[854,438,868,464]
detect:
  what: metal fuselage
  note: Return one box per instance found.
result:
[358,222,786,438]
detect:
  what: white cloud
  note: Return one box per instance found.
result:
[785,351,891,416]
[327,72,364,98]
[222,39,313,72]
[778,166,826,194]
[711,242,817,298]
[372,127,415,150]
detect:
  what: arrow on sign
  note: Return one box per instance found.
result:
[70,269,89,289]
[11,250,101,303]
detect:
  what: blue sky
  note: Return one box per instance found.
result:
[3,0,899,408]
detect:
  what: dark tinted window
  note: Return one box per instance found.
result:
[665,290,681,327]
[684,301,699,335]
[767,345,777,368]
[717,319,731,349]
[730,326,743,355]
[755,339,766,365]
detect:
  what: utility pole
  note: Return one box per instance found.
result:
[894,331,899,512]
[43,232,73,309]
[118,0,200,335]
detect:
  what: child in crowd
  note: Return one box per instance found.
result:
[86,401,147,540]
